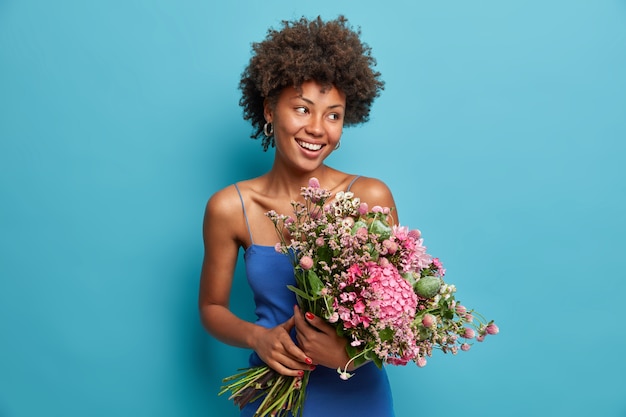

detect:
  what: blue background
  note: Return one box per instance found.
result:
[1,1,625,416]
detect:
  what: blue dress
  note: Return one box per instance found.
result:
[234,182,395,417]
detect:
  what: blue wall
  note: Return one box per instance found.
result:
[1,1,625,416]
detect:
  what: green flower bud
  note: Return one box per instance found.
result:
[415,276,442,299]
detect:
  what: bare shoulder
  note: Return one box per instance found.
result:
[205,184,240,219]
[348,176,395,206]
[203,184,246,244]
[348,176,399,222]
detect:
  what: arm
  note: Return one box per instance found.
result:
[198,187,311,376]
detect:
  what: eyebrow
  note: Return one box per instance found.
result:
[295,95,345,109]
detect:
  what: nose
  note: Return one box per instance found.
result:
[305,115,324,137]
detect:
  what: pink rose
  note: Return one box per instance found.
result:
[461,343,471,351]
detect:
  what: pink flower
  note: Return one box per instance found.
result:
[274,243,282,253]
[462,328,475,339]
[299,256,314,270]
[417,357,427,367]
[421,314,436,328]
[327,312,339,323]
[315,237,325,246]
[455,304,467,315]
[461,343,471,351]
[372,205,383,213]
[309,177,320,188]
[338,370,353,380]
[358,202,369,215]
[476,334,485,342]
[486,323,499,335]
[408,229,421,240]
[382,239,398,255]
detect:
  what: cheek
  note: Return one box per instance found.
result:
[329,124,344,141]
[277,115,304,133]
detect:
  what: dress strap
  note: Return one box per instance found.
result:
[233,183,254,245]
[346,175,361,191]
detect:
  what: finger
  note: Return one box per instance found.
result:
[303,311,332,334]
[267,356,309,377]
[281,315,296,331]
[293,306,309,332]
[283,335,313,365]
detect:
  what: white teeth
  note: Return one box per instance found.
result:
[297,140,323,151]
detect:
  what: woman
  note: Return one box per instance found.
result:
[199,16,398,416]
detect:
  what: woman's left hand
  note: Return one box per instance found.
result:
[293,305,352,370]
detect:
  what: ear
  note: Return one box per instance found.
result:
[263,99,273,123]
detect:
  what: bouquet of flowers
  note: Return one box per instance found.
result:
[220,178,498,417]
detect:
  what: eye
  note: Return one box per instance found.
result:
[295,106,308,114]
[328,112,342,121]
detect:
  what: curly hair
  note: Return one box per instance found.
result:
[239,16,384,150]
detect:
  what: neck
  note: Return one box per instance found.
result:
[263,164,333,198]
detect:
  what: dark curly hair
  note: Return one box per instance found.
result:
[239,16,384,150]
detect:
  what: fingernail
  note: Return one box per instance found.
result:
[309,365,316,371]
[305,312,315,320]
[304,357,313,365]
[297,370,304,377]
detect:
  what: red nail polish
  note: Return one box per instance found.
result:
[305,357,313,365]
[298,370,304,377]
[309,365,316,371]
[305,312,315,320]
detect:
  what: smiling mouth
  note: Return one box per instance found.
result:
[296,140,323,151]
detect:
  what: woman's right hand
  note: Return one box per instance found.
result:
[251,316,313,377]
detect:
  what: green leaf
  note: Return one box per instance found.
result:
[317,245,332,264]
[378,327,394,342]
[364,350,383,369]
[306,270,325,295]
[370,219,392,239]
[346,344,359,359]
[287,285,315,301]
[351,220,368,234]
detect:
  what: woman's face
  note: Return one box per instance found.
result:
[265,80,346,173]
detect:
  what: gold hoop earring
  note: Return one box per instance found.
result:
[263,122,273,137]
